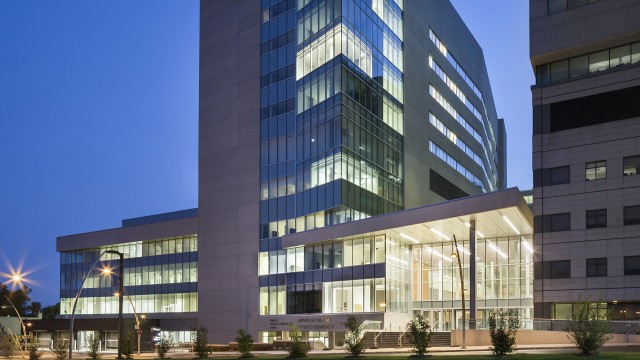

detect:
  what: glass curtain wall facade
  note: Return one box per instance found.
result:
[259,233,533,327]
[426,28,500,193]
[412,236,533,330]
[259,0,404,249]
[259,0,405,311]
[256,0,512,336]
[59,235,198,315]
[258,234,411,316]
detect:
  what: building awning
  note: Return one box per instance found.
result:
[282,187,532,248]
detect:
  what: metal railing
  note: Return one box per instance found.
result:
[372,323,392,348]
[398,324,410,347]
[525,319,640,334]
[448,318,640,334]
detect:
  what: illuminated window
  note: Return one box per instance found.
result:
[585,160,606,180]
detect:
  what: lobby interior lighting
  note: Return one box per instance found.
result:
[457,245,471,255]
[460,218,485,238]
[487,240,507,259]
[386,255,408,266]
[521,237,533,253]
[502,215,520,235]
[425,246,453,262]
[430,228,451,241]
[400,233,419,244]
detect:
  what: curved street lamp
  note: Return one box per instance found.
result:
[451,235,466,349]
[68,250,124,360]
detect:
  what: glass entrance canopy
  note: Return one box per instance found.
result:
[262,188,533,331]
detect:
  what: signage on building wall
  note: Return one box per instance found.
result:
[267,317,336,330]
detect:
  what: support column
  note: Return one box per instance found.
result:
[469,220,477,330]
[328,331,335,350]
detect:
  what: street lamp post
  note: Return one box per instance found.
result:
[451,235,466,349]
[106,250,124,360]
[137,314,146,355]
[68,250,123,360]
[120,288,143,355]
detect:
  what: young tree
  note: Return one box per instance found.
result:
[235,329,254,358]
[28,339,41,360]
[52,340,68,360]
[156,335,172,360]
[191,327,209,359]
[407,314,433,357]
[344,315,365,357]
[120,331,135,359]
[488,309,520,356]
[85,334,100,360]
[286,325,308,359]
[566,297,613,356]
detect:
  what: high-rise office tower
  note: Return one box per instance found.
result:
[531,0,640,319]
[200,0,505,341]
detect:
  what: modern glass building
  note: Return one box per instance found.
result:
[247,0,507,342]
[257,0,505,248]
[256,188,532,346]
[50,0,511,347]
[54,210,199,349]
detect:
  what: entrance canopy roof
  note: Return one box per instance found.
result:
[283,188,533,248]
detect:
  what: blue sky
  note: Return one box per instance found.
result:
[0,0,532,306]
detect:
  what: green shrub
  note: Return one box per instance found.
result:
[344,315,365,357]
[566,296,613,356]
[86,334,100,360]
[488,309,520,356]
[191,327,209,359]
[0,336,14,359]
[52,340,68,360]
[28,339,41,360]
[235,329,254,358]
[407,314,433,356]
[287,325,308,359]
[120,331,135,359]
[156,335,172,359]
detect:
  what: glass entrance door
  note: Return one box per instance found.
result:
[430,310,452,331]
[454,310,470,330]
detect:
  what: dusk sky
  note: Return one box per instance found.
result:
[0,0,532,306]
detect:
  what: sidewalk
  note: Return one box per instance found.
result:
[39,342,638,359]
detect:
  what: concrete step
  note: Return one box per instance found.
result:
[363,331,451,349]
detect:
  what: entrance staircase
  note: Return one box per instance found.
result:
[362,331,450,349]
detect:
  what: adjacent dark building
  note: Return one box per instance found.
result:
[531,0,640,319]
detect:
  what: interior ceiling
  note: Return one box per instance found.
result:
[338,206,532,245]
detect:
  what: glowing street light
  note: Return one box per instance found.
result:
[1,270,27,290]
